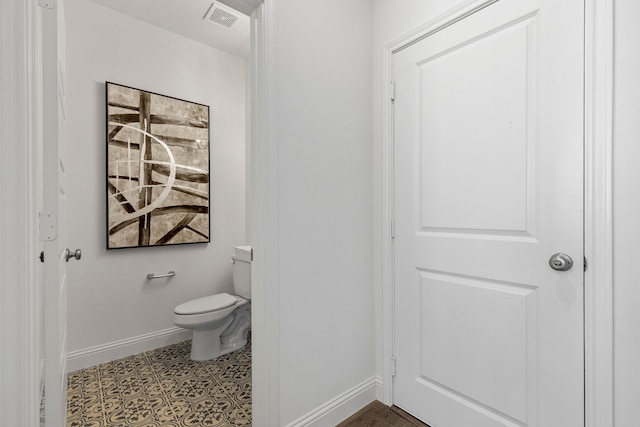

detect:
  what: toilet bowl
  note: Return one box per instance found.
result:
[173,246,252,361]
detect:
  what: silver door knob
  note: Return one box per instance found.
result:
[549,253,573,271]
[65,248,82,262]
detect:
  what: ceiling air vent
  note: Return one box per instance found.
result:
[204,3,240,28]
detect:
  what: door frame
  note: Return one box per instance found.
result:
[0,0,43,425]
[242,1,282,426]
[377,1,614,425]
[1,0,283,425]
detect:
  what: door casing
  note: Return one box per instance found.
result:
[376,1,614,426]
[0,0,43,425]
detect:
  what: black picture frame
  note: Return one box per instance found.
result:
[105,82,210,249]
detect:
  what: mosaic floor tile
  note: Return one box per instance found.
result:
[67,338,251,426]
[67,417,106,427]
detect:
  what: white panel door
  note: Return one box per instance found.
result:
[43,2,71,426]
[392,1,584,426]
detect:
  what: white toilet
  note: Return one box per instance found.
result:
[173,245,252,361]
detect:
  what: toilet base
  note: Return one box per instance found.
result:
[189,304,251,361]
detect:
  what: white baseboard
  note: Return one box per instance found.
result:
[67,327,191,372]
[285,376,382,427]
[374,375,384,402]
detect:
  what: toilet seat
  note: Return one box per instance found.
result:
[174,293,236,315]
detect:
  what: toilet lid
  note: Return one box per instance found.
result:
[174,293,236,315]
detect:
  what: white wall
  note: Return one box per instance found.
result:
[64,0,246,365]
[273,1,376,424]
[613,0,640,424]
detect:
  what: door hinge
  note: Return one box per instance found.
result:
[37,0,56,9]
[391,219,396,239]
[39,212,57,242]
[391,355,397,377]
[390,81,396,102]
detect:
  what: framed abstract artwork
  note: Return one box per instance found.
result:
[106,82,210,249]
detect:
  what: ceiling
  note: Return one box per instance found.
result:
[89,0,250,57]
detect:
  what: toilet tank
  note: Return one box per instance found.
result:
[232,246,252,299]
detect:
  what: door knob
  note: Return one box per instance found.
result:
[65,248,82,262]
[549,253,573,271]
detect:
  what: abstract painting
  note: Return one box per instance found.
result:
[106,82,210,249]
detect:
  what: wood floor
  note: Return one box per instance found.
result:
[337,401,430,427]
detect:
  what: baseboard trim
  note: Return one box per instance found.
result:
[374,375,384,401]
[67,327,191,372]
[285,376,382,427]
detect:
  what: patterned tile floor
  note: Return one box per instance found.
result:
[66,339,251,427]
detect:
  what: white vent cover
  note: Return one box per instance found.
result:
[204,3,239,28]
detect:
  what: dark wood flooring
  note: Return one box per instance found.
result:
[337,401,430,427]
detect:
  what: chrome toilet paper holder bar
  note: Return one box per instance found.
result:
[147,270,176,280]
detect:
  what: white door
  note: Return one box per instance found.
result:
[392,1,584,426]
[43,2,73,426]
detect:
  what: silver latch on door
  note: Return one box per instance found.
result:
[549,253,573,271]
[65,248,82,262]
